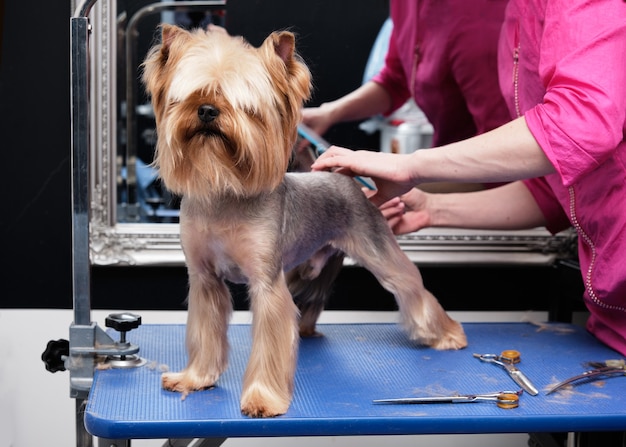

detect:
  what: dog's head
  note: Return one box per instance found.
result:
[142,25,311,200]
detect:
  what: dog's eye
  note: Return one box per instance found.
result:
[243,107,261,118]
[244,108,266,126]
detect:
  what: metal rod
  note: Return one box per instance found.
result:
[70,14,92,327]
[70,7,96,447]
[76,399,94,447]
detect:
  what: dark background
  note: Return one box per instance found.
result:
[0,0,583,317]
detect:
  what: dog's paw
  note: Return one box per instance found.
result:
[240,384,290,418]
[428,319,468,350]
[162,371,217,397]
[404,318,468,350]
[299,328,324,338]
[298,322,324,338]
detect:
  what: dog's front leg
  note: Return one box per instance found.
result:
[240,272,299,417]
[162,272,232,397]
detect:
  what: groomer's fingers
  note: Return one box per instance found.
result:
[378,196,403,211]
[380,202,404,220]
[311,146,356,171]
[362,187,377,198]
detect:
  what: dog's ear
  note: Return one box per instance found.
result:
[159,24,188,59]
[142,25,189,123]
[271,31,296,64]
[261,31,311,100]
[261,31,298,66]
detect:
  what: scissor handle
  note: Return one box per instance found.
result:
[495,393,520,409]
[500,350,521,364]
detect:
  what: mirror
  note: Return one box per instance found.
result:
[87,0,576,266]
[89,0,225,265]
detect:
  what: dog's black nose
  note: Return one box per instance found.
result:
[198,104,220,122]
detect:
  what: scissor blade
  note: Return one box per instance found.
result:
[546,366,626,395]
[373,396,475,404]
[546,375,588,395]
[506,367,539,396]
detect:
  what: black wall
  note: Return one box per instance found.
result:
[1,0,73,307]
[0,0,386,310]
[0,0,583,315]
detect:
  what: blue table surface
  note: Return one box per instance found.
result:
[85,322,626,439]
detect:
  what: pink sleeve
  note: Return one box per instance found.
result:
[524,0,626,187]
[523,177,571,235]
[371,36,411,114]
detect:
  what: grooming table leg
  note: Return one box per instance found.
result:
[194,439,227,447]
[98,439,130,447]
[163,439,227,447]
[76,399,94,447]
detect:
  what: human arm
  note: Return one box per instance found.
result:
[380,181,548,235]
[300,81,392,137]
[311,116,555,204]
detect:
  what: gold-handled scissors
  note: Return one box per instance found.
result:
[546,359,626,395]
[373,390,522,409]
[473,350,539,396]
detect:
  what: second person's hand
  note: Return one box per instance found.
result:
[380,189,432,235]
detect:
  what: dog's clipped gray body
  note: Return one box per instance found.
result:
[143,24,467,418]
[280,172,386,272]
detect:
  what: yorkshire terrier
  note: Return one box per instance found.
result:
[142,24,467,418]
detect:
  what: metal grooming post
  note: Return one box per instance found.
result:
[64,2,228,445]
[66,2,225,446]
[70,3,98,445]
[70,2,141,446]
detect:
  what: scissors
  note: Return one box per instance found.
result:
[373,390,522,409]
[474,350,539,396]
[546,359,626,395]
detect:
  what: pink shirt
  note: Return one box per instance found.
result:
[498,0,626,355]
[372,0,510,146]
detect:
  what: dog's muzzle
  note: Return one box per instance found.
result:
[198,104,220,123]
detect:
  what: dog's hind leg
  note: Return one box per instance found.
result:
[161,271,232,396]
[340,230,467,350]
[287,249,345,337]
[241,270,300,417]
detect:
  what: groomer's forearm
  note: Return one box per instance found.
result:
[322,81,392,124]
[428,181,548,230]
[409,117,554,185]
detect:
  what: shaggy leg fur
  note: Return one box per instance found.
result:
[338,224,467,350]
[241,271,300,417]
[162,272,232,394]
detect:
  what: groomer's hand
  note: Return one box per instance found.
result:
[312,146,416,206]
[378,189,431,235]
[295,107,332,156]
[301,105,334,138]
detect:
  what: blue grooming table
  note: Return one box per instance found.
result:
[85,323,626,440]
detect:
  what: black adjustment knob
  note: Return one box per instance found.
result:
[42,339,69,373]
[105,312,141,332]
[105,312,141,344]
